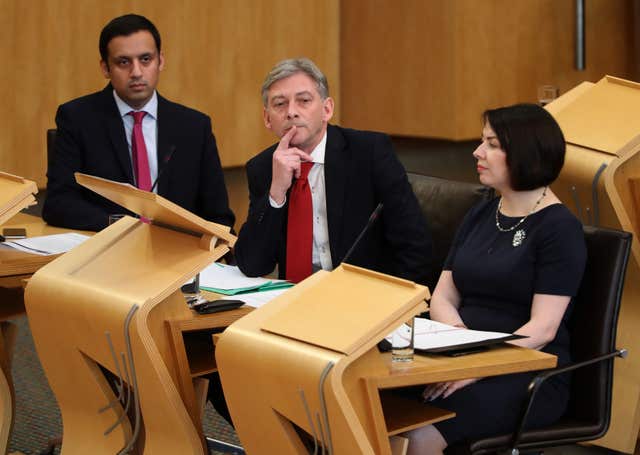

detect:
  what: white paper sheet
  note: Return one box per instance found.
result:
[387,317,515,351]
[4,233,90,255]
[199,262,272,291]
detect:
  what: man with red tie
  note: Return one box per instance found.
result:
[235,58,431,284]
[43,14,234,232]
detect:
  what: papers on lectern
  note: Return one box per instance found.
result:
[387,317,525,354]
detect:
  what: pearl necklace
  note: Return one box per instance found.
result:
[495,186,547,233]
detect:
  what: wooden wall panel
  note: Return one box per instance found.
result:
[341,0,635,140]
[0,0,340,189]
[341,1,457,138]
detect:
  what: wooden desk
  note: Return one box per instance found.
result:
[0,213,92,291]
[169,301,555,454]
[546,77,640,452]
[362,347,554,452]
[3,213,243,452]
[0,213,92,453]
[217,267,557,454]
[166,305,251,439]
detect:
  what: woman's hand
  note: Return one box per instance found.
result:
[422,378,478,401]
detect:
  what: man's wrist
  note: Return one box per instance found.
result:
[269,193,286,208]
[269,185,287,207]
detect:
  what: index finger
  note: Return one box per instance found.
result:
[277,126,297,150]
[289,148,313,163]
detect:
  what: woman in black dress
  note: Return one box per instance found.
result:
[406,104,586,454]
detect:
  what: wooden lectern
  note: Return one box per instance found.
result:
[0,172,38,454]
[0,172,37,226]
[216,265,556,454]
[547,76,640,453]
[24,173,235,454]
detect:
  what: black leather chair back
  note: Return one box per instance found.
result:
[47,128,57,168]
[407,173,494,290]
[563,226,631,437]
[463,225,632,454]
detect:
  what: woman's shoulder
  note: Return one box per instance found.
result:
[535,203,585,248]
[537,203,582,229]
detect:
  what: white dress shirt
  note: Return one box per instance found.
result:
[270,132,333,272]
[113,90,159,192]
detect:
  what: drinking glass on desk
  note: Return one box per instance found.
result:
[391,317,415,363]
[181,273,206,307]
[537,85,559,106]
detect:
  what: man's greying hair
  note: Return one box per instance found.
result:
[261,58,329,107]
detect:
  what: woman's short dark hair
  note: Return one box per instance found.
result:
[483,103,565,191]
[99,14,161,63]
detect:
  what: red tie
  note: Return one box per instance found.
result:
[286,162,314,283]
[129,111,152,191]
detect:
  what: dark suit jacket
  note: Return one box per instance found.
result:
[42,85,235,231]
[235,125,432,284]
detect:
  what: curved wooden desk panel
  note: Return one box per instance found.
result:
[548,77,640,453]
[0,204,94,451]
[24,218,230,454]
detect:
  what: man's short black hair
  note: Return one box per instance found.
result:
[483,103,566,191]
[99,14,161,63]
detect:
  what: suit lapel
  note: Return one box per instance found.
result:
[156,94,173,196]
[101,86,135,184]
[324,125,348,265]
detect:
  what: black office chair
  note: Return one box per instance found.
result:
[46,128,56,167]
[407,173,494,290]
[448,225,632,455]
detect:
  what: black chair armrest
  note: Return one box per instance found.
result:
[510,348,627,450]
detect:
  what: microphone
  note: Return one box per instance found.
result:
[150,145,176,193]
[341,203,383,265]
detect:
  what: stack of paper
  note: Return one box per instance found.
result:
[199,262,293,295]
[3,233,90,255]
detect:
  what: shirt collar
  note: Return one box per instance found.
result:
[309,131,327,164]
[113,90,158,119]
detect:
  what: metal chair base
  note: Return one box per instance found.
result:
[206,437,245,454]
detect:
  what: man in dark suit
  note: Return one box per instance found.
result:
[235,58,431,284]
[43,14,234,231]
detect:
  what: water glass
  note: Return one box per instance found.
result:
[537,85,559,106]
[391,317,415,363]
[181,273,206,307]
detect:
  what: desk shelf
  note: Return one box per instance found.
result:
[182,329,220,377]
[380,389,455,436]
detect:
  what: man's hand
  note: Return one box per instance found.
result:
[422,378,478,401]
[269,126,313,205]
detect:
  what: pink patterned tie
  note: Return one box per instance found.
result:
[129,111,151,191]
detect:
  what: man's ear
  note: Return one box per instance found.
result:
[322,97,335,122]
[158,52,165,72]
[263,107,273,131]
[100,60,110,79]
